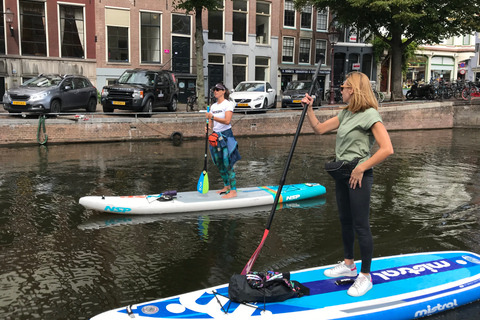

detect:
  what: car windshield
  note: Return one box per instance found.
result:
[235,82,265,92]
[286,81,311,90]
[21,76,63,87]
[117,71,155,85]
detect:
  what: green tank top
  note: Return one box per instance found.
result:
[335,108,383,165]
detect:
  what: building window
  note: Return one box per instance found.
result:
[316,10,327,32]
[300,6,312,29]
[233,1,247,42]
[282,37,294,63]
[141,12,161,63]
[208,2,224,41]
[362,54,373,79]
[0,9,5,55]
[255,57,269,81]
[108,26,129,62]
[315,40,326,64]
[20,1,47,56]
[172,14,191,35]
[232,55,247,88]
[60,5,85,58]
[299,39,310,64]
[284,1,295,28]
[256,2,270,44]
[463,35,470,45]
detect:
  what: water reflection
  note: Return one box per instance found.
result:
[0,129,479,319]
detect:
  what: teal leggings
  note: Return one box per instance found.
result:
[212,146,237,191]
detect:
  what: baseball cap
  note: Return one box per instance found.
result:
[214,83,226,90]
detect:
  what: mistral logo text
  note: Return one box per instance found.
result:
[372,260,451,281]
[415,299,458,317]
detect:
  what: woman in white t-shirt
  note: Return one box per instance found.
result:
[205,83,241,199]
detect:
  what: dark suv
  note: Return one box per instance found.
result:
[281,80,322,108]
[101,69,179,114]
[2,74,97,114]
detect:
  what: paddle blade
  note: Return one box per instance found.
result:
[197,171,209,194]
[241,229,270,275]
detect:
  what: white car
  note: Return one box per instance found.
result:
[230,81,277,110]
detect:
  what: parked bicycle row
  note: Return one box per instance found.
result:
[405,79,480,101]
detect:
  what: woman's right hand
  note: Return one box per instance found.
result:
[301,93,314,109]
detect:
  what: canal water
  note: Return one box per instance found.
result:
[1,128,480,319]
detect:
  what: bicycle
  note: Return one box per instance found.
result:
[373,89,385,103]
[461,81,480,101]
[186,93,198,112]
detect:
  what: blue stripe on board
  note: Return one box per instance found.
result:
[120,253,480,318]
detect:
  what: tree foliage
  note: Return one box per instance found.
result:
[295,0,480,100]
[172,0,224,109]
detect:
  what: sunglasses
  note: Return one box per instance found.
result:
[214,88,224,91]
[340,85,351,92]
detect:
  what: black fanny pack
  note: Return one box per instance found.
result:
[325,157,361,180]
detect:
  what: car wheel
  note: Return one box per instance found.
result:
[86,98,97,112]
[272,95,277,108]
[262,99,268,109]
[50,100,61,114]
[168,96,178,112]
[142,99,153,117]
[103,104,114,113]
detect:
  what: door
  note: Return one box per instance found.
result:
[178,78,196,104]
[60,78,76,110]
[73,78,92,109]
[208,64,223,92]
[172,37,190,74]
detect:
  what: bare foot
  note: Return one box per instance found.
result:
[216,186,230,194]
[222,190,237,199]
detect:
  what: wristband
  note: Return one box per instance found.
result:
[212,115,214,120]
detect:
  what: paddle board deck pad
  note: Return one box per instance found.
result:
[90,251,480,319]
[78,197,326,230]
[79,183,326,215]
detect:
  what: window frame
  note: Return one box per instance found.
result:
[232,0,248,43]
[282,36,295,63]
[283,0,296,28]
[58,3,86,59]
[315,39,327,64]
[140,10,162,64]
[232,55,248,88]
[300,5,312,30]
[20,0,48,57]
[299,38,311,64]
[107,25,129,63]
[316,9,328,32]
[256,1,271,45]
[208,1,224,41]
[255,56,270,82]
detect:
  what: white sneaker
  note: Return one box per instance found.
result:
[347,273,373,297]
[324,261,357,278]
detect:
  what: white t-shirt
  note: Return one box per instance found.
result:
[211,99,235,132]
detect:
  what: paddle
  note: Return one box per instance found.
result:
[241,55,325,275]
[197,106,210,194]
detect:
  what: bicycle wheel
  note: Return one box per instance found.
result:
[186,96,197,112]
[462,88,470,101]
[378,91,385,103]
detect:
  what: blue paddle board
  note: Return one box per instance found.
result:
[90,251,480,319]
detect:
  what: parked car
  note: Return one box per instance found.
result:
[101,69,179,114]
[3,74,97,114]
[282,80,322,108]
[230,81,276,110]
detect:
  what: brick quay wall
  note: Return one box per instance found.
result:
[0,100,479,146]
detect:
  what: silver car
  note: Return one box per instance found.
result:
[3,74,98,114]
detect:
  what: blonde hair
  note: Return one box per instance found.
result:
[342,72,378,113]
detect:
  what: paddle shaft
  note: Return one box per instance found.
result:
[203,107,210,171]
[241,56,324,275]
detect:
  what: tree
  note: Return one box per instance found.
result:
[295,0,480,101]
[173,0,223,109]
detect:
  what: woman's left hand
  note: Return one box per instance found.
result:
[349,167,364,189]
[205,112,212,119]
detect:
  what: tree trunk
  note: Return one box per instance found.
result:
[195,7,206,109]
[389,34,404,101]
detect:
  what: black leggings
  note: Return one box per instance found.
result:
[334,169,374,274]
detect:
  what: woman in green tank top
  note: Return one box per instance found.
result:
[301,72,394,297]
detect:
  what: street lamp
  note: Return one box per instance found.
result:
[327,26,340,104]
[4,8,14,37]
